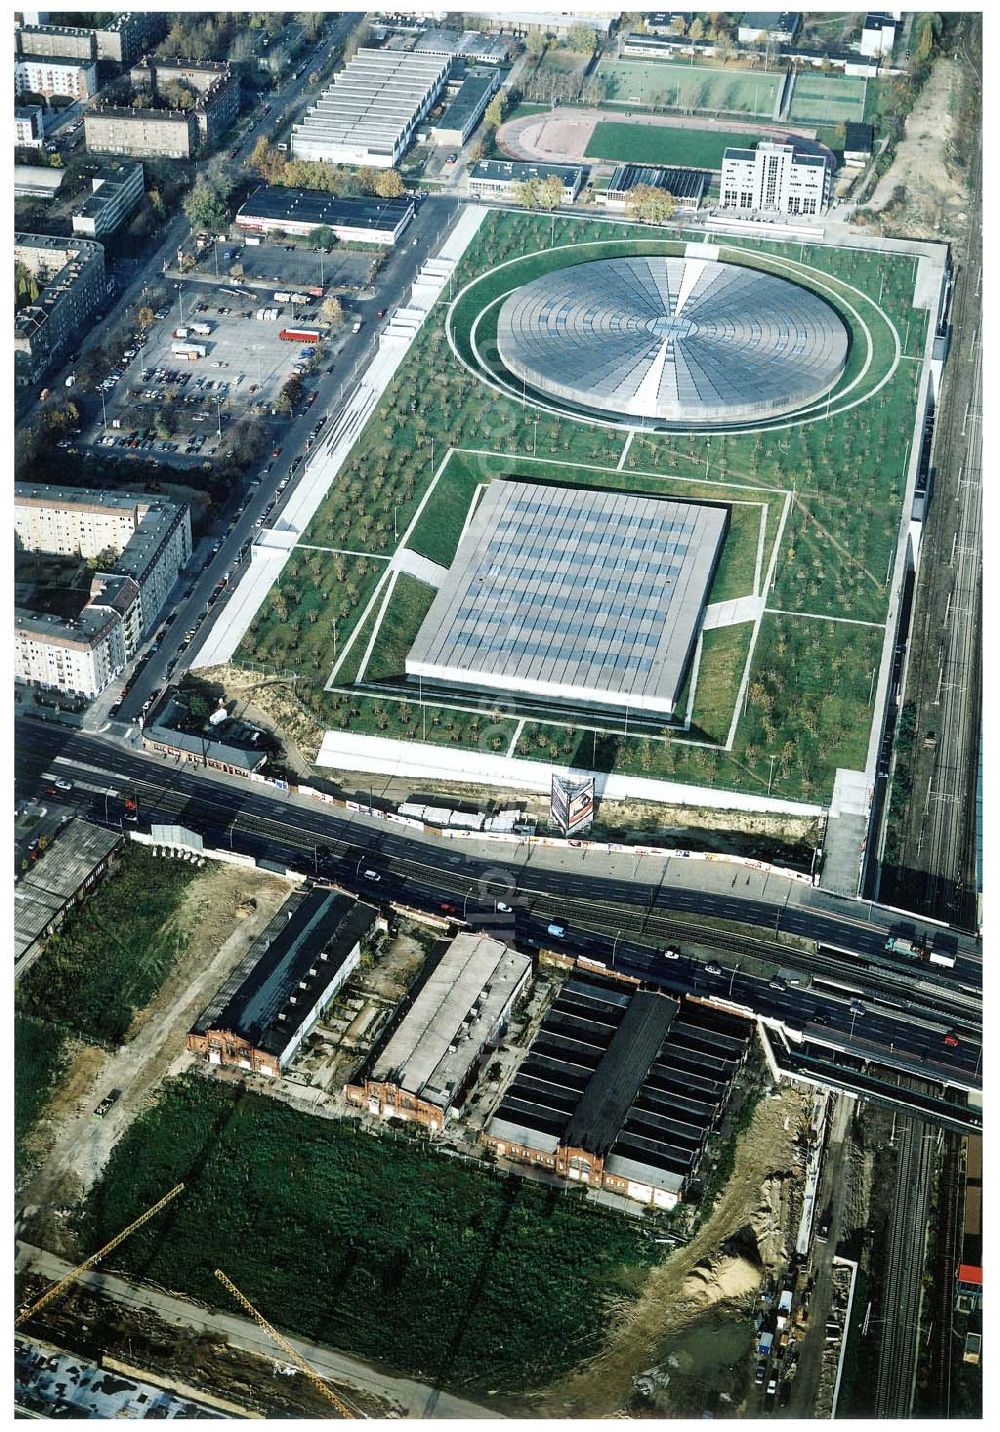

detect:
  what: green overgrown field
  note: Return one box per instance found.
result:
[584,121,771,169]
[361,573,437,682]
[234,208,929,804]
[16,846,199,1046]
[788,73,868,125]
[689,623,756,744]
[599,58,782,115]
[78,1076,657,1394]
[15,1013,68,1173]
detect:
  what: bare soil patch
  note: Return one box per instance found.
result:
[866,58,965,236]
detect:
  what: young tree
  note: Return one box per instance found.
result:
[537,174,565,209]
[525,27,547,57]
[565,21,597,53]
[308,225,335,249]
[512,178,540,208]
[484,92,506,128]
[689,17,705,41]
[374,168,406,199]
[320,295,343,327]
[625,183,676,224]
[137,305,155,330]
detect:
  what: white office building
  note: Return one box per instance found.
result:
[860,12,897,58]
[720,140,832,217]
[291,48,449,168]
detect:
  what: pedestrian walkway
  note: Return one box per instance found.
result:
[390,548,448,586]
[701,595,765,629]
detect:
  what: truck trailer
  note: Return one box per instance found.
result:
[279,328,320,343]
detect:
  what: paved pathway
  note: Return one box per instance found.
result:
[16,1244,502,1421]
[391,548,448,586]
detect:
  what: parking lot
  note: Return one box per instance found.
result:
[204,236,376,296]
[85,277,333,462]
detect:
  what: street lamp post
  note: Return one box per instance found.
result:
[532,417,538,457]
[611,930,621,966]
[393,504,399,540]
[767,753,777,797]
[728,963,741,1000]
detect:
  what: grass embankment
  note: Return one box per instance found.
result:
[15,1014,69,1174]
[78,1076,657,1394]
[17,846,199,1046]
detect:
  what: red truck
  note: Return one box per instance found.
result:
[279,328,320,343]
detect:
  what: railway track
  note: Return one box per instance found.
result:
[880,25,982,926]
[873,1112,938,1416]
[924,1130,963,1414]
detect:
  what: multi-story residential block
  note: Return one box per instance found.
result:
[15,53,98,100]
[71,160,144,238]
[16,12,165,65]
[14,485,192,697]
[15,21,95,61]
[15,105,45,148]
[128,57,239,145]
[85,106,195,159]
[14,232,106,386]
[720,140,832,216]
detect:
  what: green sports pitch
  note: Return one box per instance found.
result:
[787,73,867,124]
[599,58,782,117]
[584,121,770,170]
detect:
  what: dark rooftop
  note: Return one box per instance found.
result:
[192,889,377,1056]
[236,185,414,232]
[844,121,874,151]
[607,163,710,201]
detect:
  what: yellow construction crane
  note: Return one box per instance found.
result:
[16,1182,185,1329]
[214,1268,361,1418]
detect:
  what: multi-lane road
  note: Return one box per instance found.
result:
[16,718,981,1099]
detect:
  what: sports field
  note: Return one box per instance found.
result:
[585,120,769,169]
[599,58,782,116]
[787,72,867,124]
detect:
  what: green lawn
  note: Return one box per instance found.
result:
[584,121,771,169]
[78,1076,657,1394]
[788,73,867,124]
[361,573,437,682]
[15,1014,68,1174]
[599,58,782,115]
[688,623,755,744]
[16,846,199,1046]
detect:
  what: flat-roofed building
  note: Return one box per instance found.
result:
[482,974,752,1208]
[15,818,125,972]
[16,53,98,99]
[292,48,449,168]
[860,11,896,58]
[15,164,65,198]
[346,933,532,1131]
[15,484,191,695]
[188,889,378,1077]
[467,158,584,204]
[493,12,616,36]
[235,186,415,245]
[85,107,195,159]
[414,27,512,62]
[15,21,95,61]
[737,11,801,44]
[14,231,106,385]
[600,162,709,210]
[430,66,502,145]
[843,121,874,166]
[16,105,46,149]
[406,479,728,717]
[721,139,832,215]
[72,160,144,238]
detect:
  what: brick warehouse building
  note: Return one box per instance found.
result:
[188,889,378,1077]
[346,932,532,1131]
[481,975,752,1209]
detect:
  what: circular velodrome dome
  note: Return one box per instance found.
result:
[495,255,849,427]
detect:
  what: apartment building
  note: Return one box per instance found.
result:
[72,160,144,238]
[15,105,45,148]
[15,53,98,100]
[129,57,239,145]
[14,485,191,696]
[85,107,195,159]
[16,12,164,66]
[14,232,106,386]
[720,140,832,216]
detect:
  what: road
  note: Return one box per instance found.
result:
[15,1244,500,1421]
[877,26,982,927]
[15,719,982,1097]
